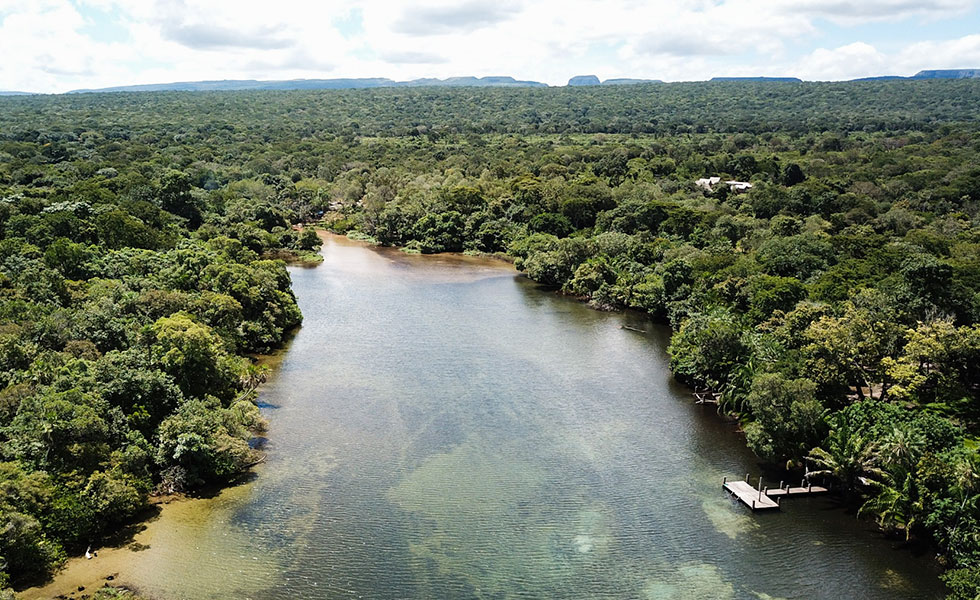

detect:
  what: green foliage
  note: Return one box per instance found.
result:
[529,212,573,237]
[941,568,980,600]
[0,97,308,586]
[781,163,806,186]
[2,81,980,594]
[743,374,825,464]
[155,397,259,490]
[744,275,806,323]
[668,308,749,390]
[150,313,239,401]
[412,211,465,253]
[757,233,834,280]
[807,422,884,495]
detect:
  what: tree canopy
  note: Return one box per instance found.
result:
[2,80,979,597]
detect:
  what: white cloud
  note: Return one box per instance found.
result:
[793,34,980,80]
[785,0,976,23]
[380,50,450,64]
[0,0,978,92]
[390,0,522,35]
[795,42,888,80]
[896,34,980,71]
[0,1,128,91]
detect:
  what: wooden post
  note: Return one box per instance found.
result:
[762,486,768,500]
[808,483,812,493]
[779,480,784,490]
[745,473,750,482]
[752,500,756,510]
[723,476,727,485]
[758,478,763,492]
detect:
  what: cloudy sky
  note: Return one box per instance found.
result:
[2,0,980,92]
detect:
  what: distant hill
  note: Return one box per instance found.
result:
[69,79,390,93]
[568,75,601,86]
[849,76,907,82]
[396,76,547,87]
[710,77,802,82]
[848,69,980,82]
[569,76,664,86]
[0,91,34,96]
[911,69,980,79]
[601,78,663,85]
[37,68,980,95]
[68,76,547,94]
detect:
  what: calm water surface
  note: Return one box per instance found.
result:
[96,235,945,599]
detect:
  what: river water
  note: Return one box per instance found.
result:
[28,234,945,599]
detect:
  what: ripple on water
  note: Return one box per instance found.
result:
[642,563,736,600]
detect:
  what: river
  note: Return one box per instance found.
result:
[26,233,944,599]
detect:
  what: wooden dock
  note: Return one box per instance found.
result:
[723,476,831,511]
[767,484,828,497]
[724,480,779,510]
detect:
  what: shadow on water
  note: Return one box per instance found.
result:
[184,470,260,500]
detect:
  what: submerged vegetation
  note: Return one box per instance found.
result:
[1,80,979,596]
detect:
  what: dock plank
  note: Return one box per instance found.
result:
[723,480,779,511]
[766,485,828,497]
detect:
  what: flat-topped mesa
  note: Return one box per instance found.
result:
[601,78,663,85]
[911,69,980,79]
[568,75,601,86]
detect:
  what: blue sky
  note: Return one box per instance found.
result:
[1,0,979,92]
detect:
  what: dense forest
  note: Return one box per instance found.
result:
[1,81,979,598]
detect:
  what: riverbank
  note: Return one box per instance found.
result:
[17,320,299,598]
[19,471,269,600]
[317,229,517,269]
[20,233,519,600]
[20,233,946,599]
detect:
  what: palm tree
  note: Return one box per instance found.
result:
[807,422,884,498]
[860,469,924,539]
[877,426,925,472]
[718,358,758,416]
[859,426,927,539]
[931,451,979,557]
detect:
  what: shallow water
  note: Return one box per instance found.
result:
[29,234,945,599]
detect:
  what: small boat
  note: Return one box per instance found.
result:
[85,546,92,560]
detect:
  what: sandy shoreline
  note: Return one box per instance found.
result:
[19,498,174,600]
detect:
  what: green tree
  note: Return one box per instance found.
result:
[743,373,825,464]
[159,170,203,227]
[781,163,805,186]
[149,313,240,401]
[668,307,749,390]
[155,397,258,490]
